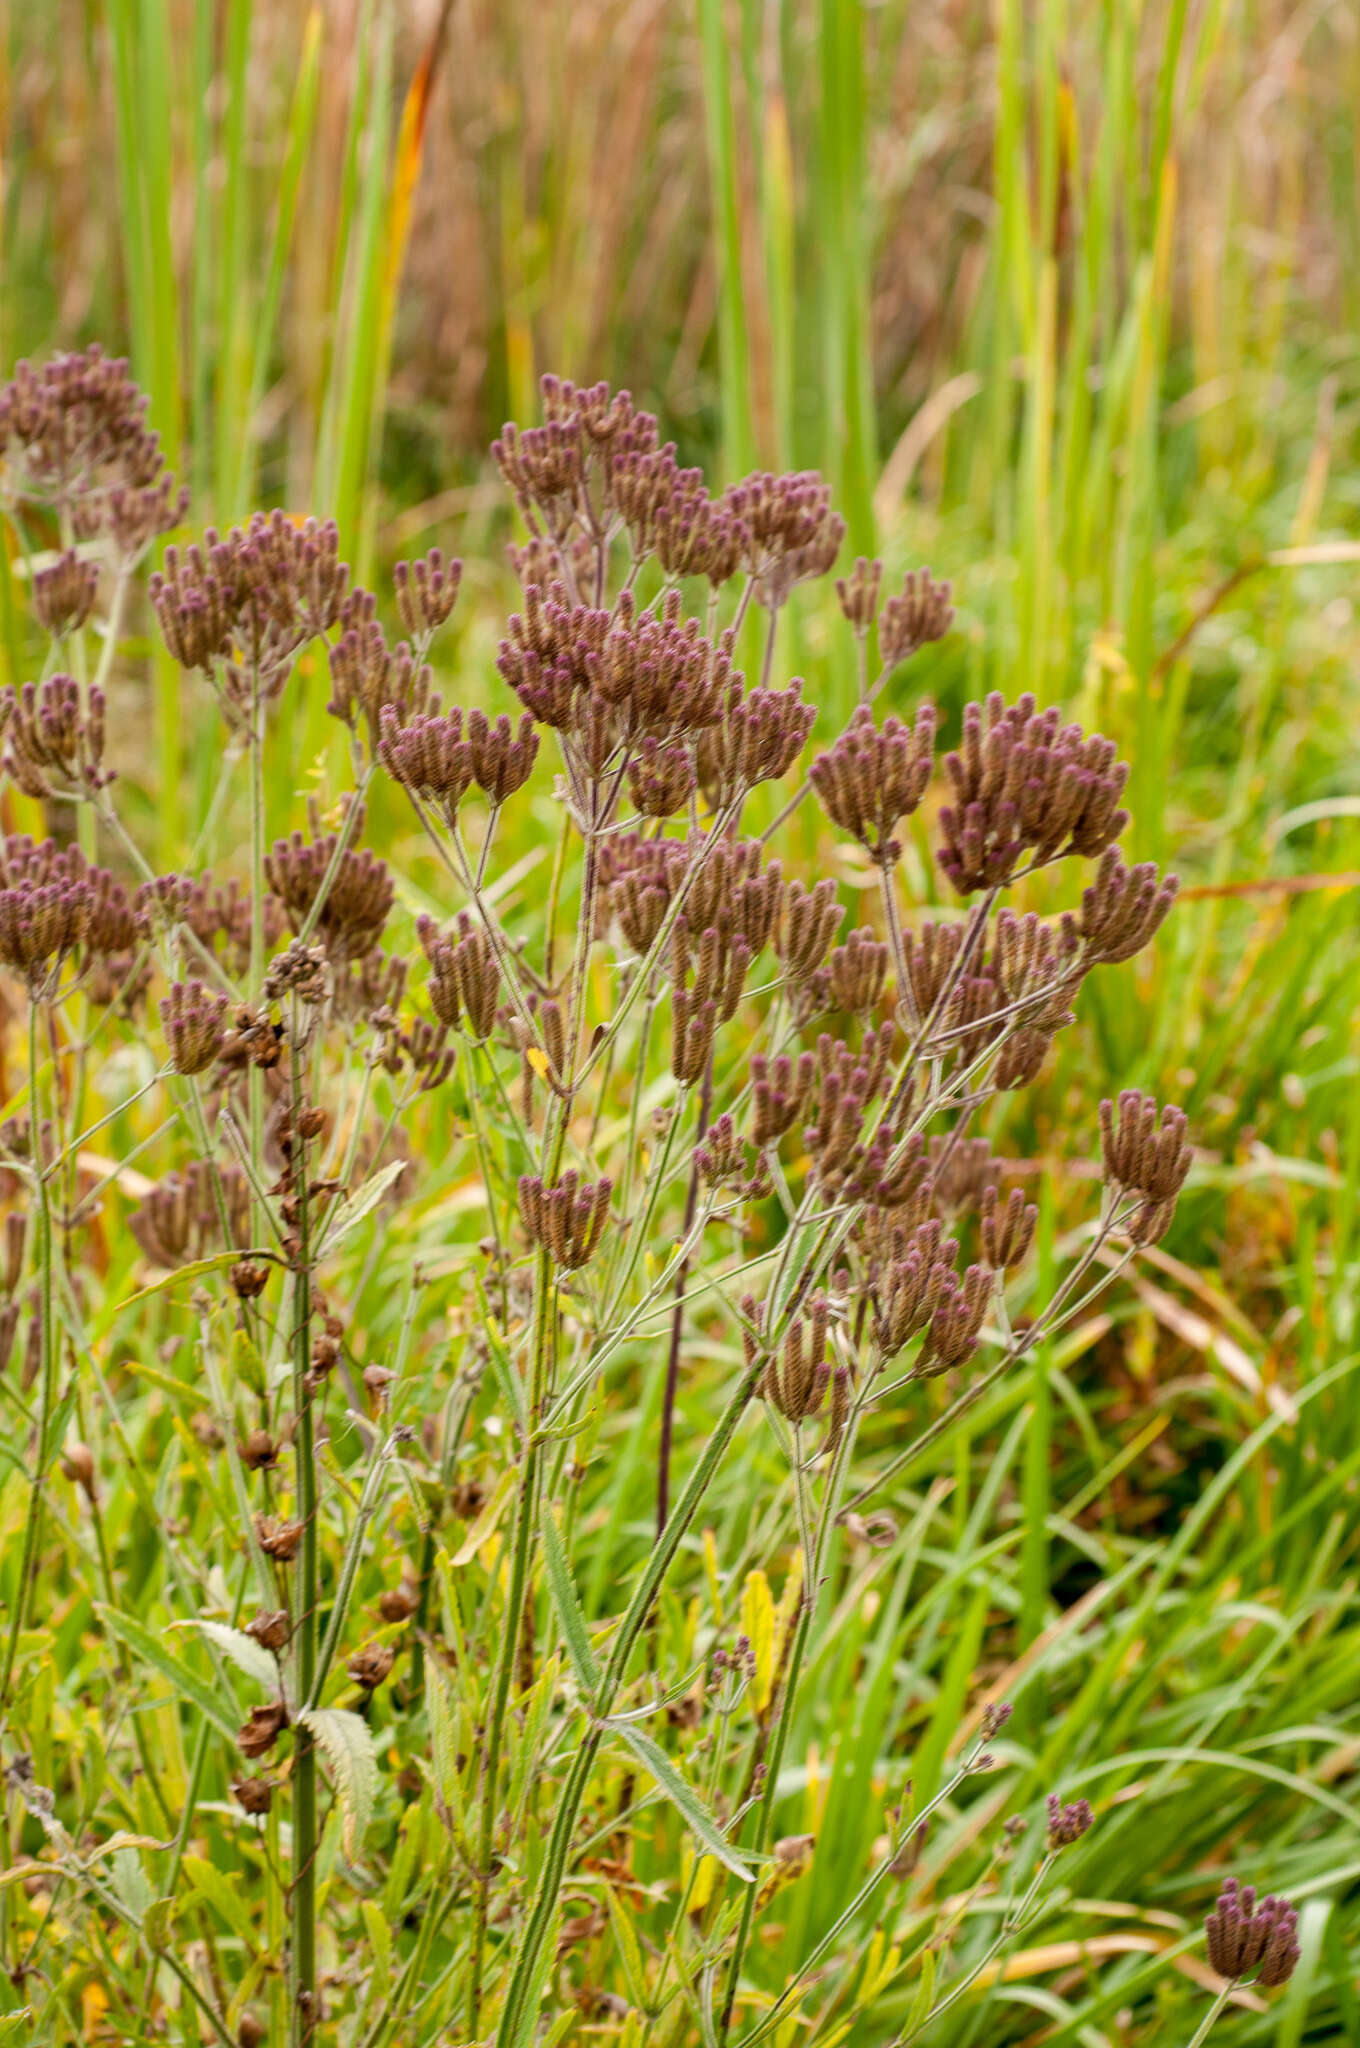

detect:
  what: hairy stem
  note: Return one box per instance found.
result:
[289,1015,319,2048]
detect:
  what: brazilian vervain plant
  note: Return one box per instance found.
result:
[0,352,1307,2047]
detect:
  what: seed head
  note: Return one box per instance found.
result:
[1204,1877,1300,1988]
[328,608,439,743]
[417,913,500,1040]
[150,511,349,703]
[266,829,393,964]
[938,695,1130,895]
[810,704,935,864]
[232,1777,275,1818]
[160,978,229,1075]
[1078,847,1179,964]
[348,1643,397,1691]
[878,568,954,668]
[1098,1091,1192,1243]
[0,833,93,991]
[979,1185,1038,1271]
[697,676,816,811]
[750,1051,816,1148]
[835,556,883,636]
[1,675,111,801]
[238,1701,288,1759]
[129,1162,251,1270]
[32,549,100,637]
[256,1516,303,1561]
[628,737,695,818]
[872,1220,960,1356]
[761,1296,832,1424]
[394,548,462,641]
[917,1262,992,1377]
[1045,1795,1094,1850]
[518,1170,613,1270]
[824,928,890,1017]
[774,878,843,983]
[245,1610,290,1653]
[0,345,185,553]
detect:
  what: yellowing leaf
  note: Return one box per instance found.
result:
[525,1045,552,1080]
[450,1466,516,1567]
[686,1849,719,1913]
[702,1527,723,1623]
[741,1570,775,1715]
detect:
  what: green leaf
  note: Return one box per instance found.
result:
[449,1466,516,1567]
[95,1607,239,1741]
[298,1706,378,1858]
[606,1886,649,2010]
[184,1854,258,1952]
[610,1724,753,1881]
[539,1503,599,1691]
[315,1159,408,1260]
[114,1251,253,1310]
[424,1662,469,1851]
[192,1621,280,1695]
[902,1945,935,2039]
[0,2012,34,2038]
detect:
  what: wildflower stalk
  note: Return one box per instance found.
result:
[1,1000,57,1703]
[1183,1985,1235,2048]
[289,1012,319,2048]
[495,1356,763,2047]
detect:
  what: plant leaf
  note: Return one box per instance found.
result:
[95,1607,239,1741]
[114,1251,256,1309]
[193,1621,280,1694]
[610,1724,753,1881]
[297,1706,378,1858]
[449,1465,516,1567]
[740,1569,776,1715]
[539,1503,599,1690]
[183,1854,258,1951]
[315,1159,407,1260]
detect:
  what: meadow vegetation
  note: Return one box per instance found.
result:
[0,3,1358,2044]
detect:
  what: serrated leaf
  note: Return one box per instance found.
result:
[740,1569,776,1715]
[315,1159,407,1260]
[95,1607,239,1741]
[425,1662,469,1850]
[606,1887,649,2008]
[192,1621,280,1694]
[298,1707,378,1858]
[610,1724,753,1881]
[110,1846,155,1926]
[141,1896,178,1953]
[450,1465,516,1567]
[539,1503,599,1690]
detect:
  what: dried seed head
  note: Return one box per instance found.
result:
[872,1220,960,1356]
[32,548,100,637]
[1098,1091,1192,1243]
[1045,1795,1094,1850]
[60,1441,96,1496]
[230,1260,271,1300]
[0,345,185,553]
[0,675,112,802]
[256,1516,303,1561]
[835,556,883,636]
[762,1296,832,1423]
[518,1170,613,1270]
[130,1162,251,1270]
[809,703,936,864]
[757,506,847,610]
[938,694,1131,895]
[160,978,229,1075]
[916,1262,992,1377]
[266,829,393,964]
[824,928,890,1016]
[878,567,954,668]
[775,877,843,983]
[1204,1877,1300,1988]
[720,469,835,577]
[379,1584,419,1623]
[417,913,500,1040]
[1078,847,1179,964]
[231,1777,275,1818]
[378,704,475,818]
[628,737,695,818]
[240,1430,278,1473]
[245,1610,290,1652]
[979,1185,1038,1271]
[238,1700,288,1759]
[468,706,540,804]
[348,1643,396,1691]
[328,610,439,742]
[394,548,462,641]
[697,675,816,811]
[980,1700,1013,1740]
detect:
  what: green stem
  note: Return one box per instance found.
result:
[1183,1984,1235,2048]
[289,1013,319,2048]
[495,1359,762,2047]
[1,1001,57,1704]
